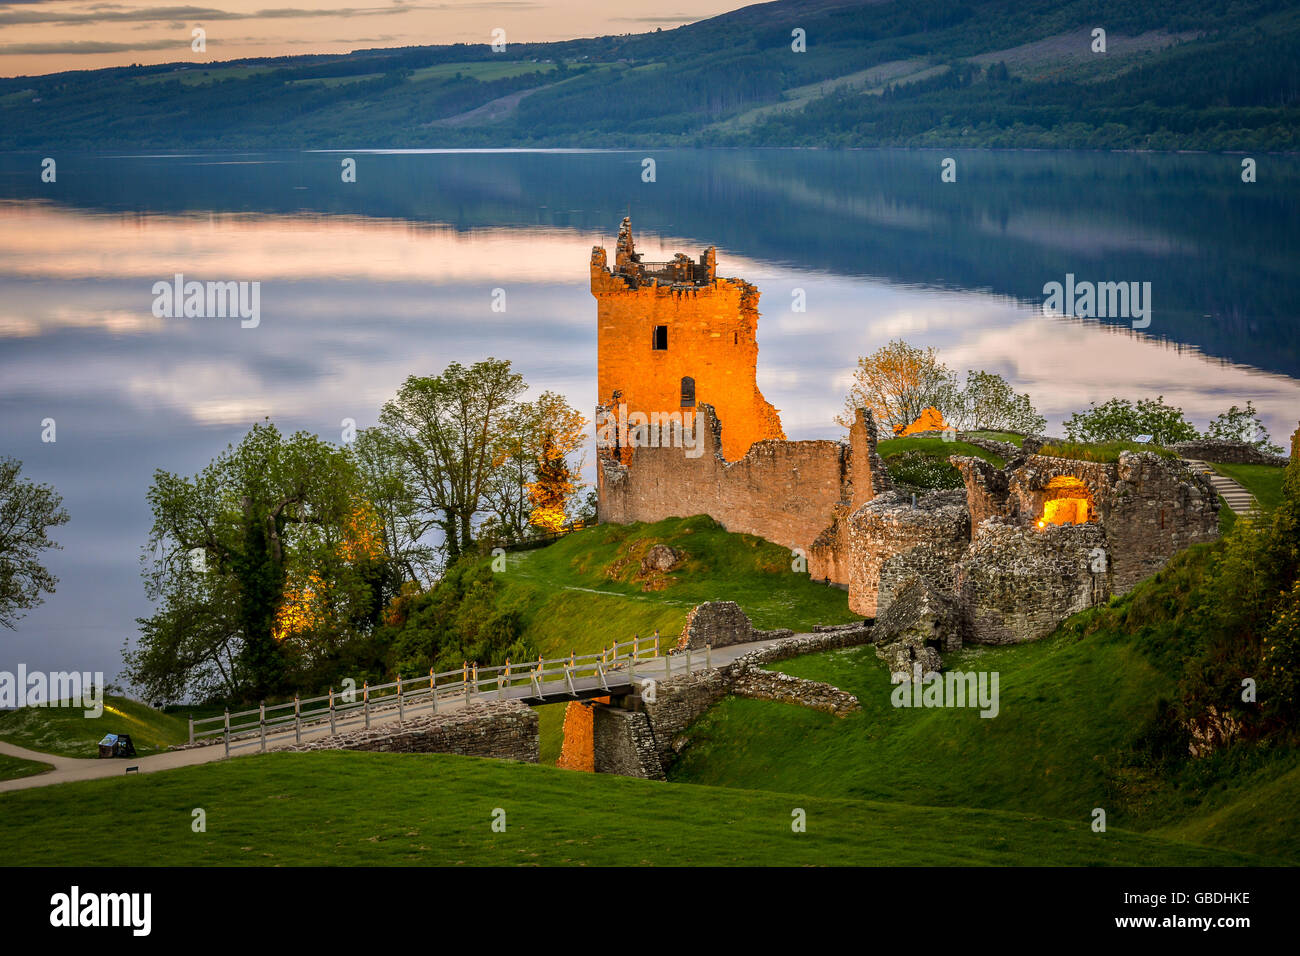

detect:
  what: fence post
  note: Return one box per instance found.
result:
[188,717,194,745]
[633,633,639,662]
[329,688,336,735]
[665,653,671,679]
[654,629,660,657]
[706,643,712,671]
[463,661,468,701]
[259,701,267,752]
[363,680,370,729]
[223,708,230,758]
[430,669,437,714]
[398,674,404,722]
[629,652,636,680]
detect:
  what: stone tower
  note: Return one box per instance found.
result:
[591,217,784,463]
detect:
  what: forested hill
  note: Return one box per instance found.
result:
[3,0,1298,151]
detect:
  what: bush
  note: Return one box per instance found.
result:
[1037,440,1178,463]
[885,450,964,489]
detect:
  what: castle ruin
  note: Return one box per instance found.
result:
[594,219,1222,649]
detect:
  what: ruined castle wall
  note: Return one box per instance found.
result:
[598,404,853,580]
[1105,453,1220,592]
[958,521,1111,644]
[1168,440,1290,466]
[847,490,970,617]
[593,245,784,462]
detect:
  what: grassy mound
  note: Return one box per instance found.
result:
[0,751,1265,866]
[0,695,191,759]
[495,515,860,662]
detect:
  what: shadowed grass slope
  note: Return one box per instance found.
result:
[0,695,191,759]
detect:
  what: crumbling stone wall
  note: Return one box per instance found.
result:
[599,403,854,582]
[1168,439,1289,466]
[275,700,538,762]
[1099,453,1219,592]
[592,706,666,780]
[958,520,1111,644]
[593,218,784,463]
[676,600,753,650]
[847,490,970,617]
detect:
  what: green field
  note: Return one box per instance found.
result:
[0,751,1264,866]
[0,695,191,760]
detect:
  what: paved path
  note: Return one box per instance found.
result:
[1183,458,1257,514]
[0,634,798,795]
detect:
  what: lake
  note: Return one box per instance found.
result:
[1,148,1298,682]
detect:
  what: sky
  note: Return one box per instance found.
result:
[0,0,737,78]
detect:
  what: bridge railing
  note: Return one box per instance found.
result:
[189,631,678,756]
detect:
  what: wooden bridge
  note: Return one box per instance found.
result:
[189,633,719,756]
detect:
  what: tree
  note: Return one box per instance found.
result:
[837,340,955,432]
[1063,396,1200,446]
[1205,401,1283,455]
[942,369,1046,434]
[378,359,526,562]
[483,391,587,542]
[351,426,440,585]
[0,457,69,629]
[127,421,377,702]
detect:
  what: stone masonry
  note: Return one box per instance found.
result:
[274,700,539,762]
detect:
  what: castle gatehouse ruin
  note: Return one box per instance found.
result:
[593,219,1222,651]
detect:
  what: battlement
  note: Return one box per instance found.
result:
[591,216,717,293]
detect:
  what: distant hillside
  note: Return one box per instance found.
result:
[3,0,1298,150]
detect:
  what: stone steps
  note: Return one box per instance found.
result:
[1182,459,1258,514]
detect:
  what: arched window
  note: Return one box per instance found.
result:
[680,376,696,407]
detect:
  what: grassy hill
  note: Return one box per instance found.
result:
[3,0,1297,150]
[495,514,860,660]
[492,514,861,764]
[0,750,1267,866]
[668,539,1300,864]
[0,694,191,760]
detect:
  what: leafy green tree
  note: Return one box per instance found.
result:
[837,340,955,432]
[1063,396,1200,446]
[378,359,526,563]
[381,557,533,677]
[0,457,69,629]
[1205,401,1283,455]
[942,369,1046,434]
[128,421,377,702]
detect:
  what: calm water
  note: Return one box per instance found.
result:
[1,148,1298,681]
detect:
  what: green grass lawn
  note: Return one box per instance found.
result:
[0,695,191,759]
[876,435,1006,467]
[1036,440,1178,462]
[0,753,51,781]
[495,515,860,661]
[0,751,1263,867]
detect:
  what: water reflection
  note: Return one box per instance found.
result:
[0,148,1297,679]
